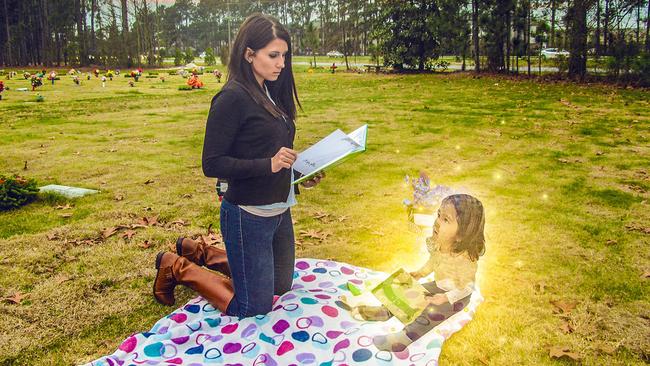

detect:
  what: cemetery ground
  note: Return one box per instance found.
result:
[0,67,648,365]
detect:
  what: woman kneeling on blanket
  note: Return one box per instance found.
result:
[151,14,323,317]
[352,194,486,353]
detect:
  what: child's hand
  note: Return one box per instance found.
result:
[409,271,422,279]
[300,171,325,189]
[425,293,448,305]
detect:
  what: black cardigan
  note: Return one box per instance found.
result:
[202,81,299,205]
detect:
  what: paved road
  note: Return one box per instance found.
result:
[294,60,564,73]
[169,61,603,74]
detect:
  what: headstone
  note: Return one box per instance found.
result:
[39,184,99,198]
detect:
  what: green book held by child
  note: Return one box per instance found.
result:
[371,268,430,324]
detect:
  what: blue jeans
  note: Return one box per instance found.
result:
[219,199,295,317]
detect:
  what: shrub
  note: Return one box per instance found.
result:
[157,48,167,64]
[145,75,157,78]
[606,35,640,78]
[204,47,216,66]
[0,175,39,210]
[554,55,569,75]
[435,60,450,71]
[219,46,230,67]
[178,85,193,91]
[633,52,650,86]
[184,49,195,65]
[174,48,183,66]
[147,71,159,76]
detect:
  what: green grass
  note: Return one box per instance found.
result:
[0,68,649,365]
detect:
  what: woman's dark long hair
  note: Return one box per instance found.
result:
[443,194,486,261]
[227,13,301,121]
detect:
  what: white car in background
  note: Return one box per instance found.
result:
[327,50,344,58]
[541,48,570,59]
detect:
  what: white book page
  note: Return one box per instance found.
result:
[347,124,368,150]
[293,129,361,177]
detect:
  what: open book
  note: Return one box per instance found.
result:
[291,124,367,185]
[371,268,430,324]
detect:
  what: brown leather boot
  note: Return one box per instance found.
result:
[176,237,231,277]
[153,252,235,312]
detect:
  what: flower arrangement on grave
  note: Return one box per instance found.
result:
[213,69,222,83]
[31,74,43,91]
[35,93,44,102]
[128,80,135,87]
[187,74,204,89]
[402,172,461,224]
[72,75,80,85]
[68,68,76,75]
[159,76,165,83]
[0,80,4,100]
[0,175,39,211]
[130,70,140,82]
[93,69,100,77]
[105,70,114,80]
[23,72,31,79]
[48,71,57,84]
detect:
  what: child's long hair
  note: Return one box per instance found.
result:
[443,194,485,261]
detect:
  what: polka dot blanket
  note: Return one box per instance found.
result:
[85,258,482,366]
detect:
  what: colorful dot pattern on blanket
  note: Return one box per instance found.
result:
[85,259,482,366]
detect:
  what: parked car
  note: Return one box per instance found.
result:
[327,50,344,58]
[541,48,570,59]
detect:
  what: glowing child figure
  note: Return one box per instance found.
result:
[350,194,486,353]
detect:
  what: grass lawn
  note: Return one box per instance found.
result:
[0,67,648,365]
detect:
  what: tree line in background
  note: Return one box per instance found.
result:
[1,0,648,82]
